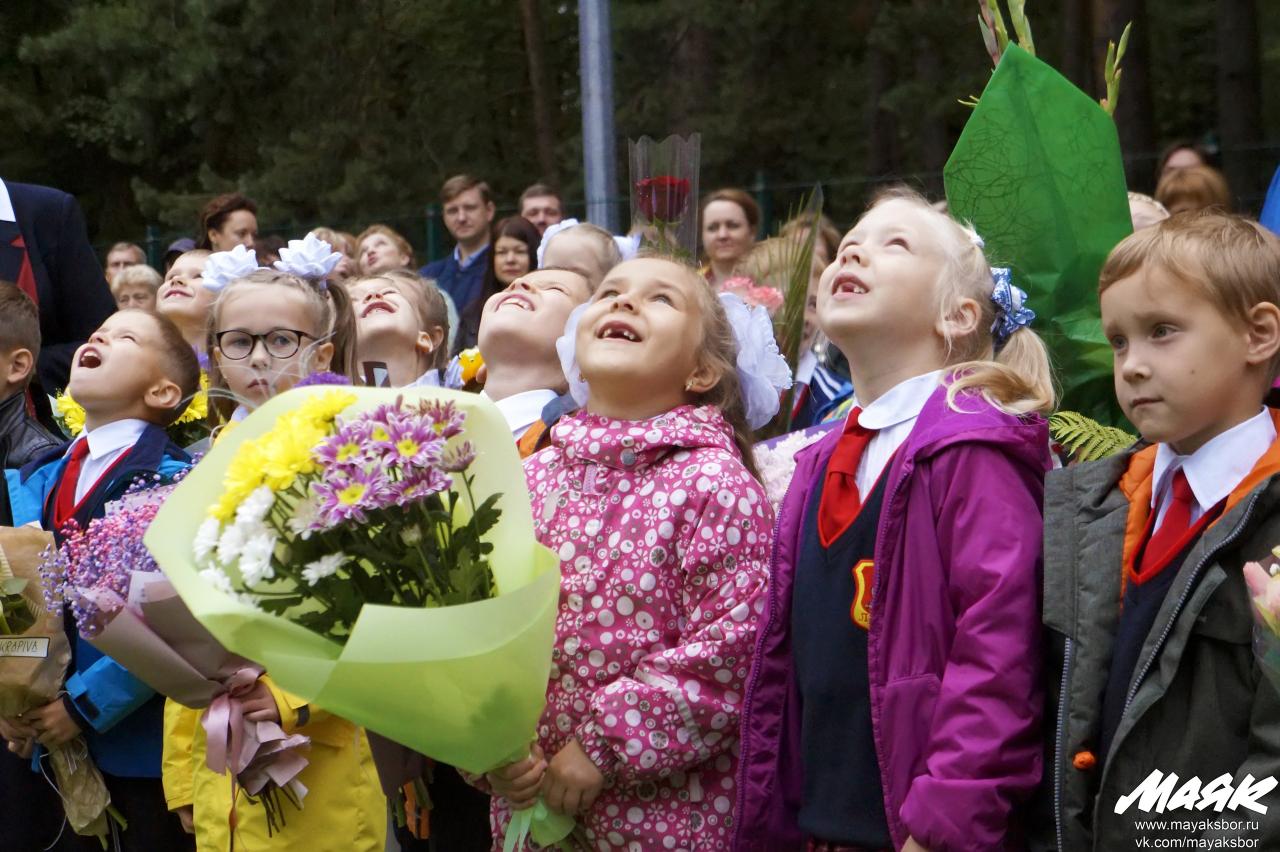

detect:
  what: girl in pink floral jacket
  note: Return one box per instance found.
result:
[486,257,778,851]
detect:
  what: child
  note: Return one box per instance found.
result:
[205,268,356,422]
[538,221,623,292]
[475,267,591,452]
[110,263,162,311]
[735,188,1054,852]
[1041,213,1280,848]
[348,270,449,387]
[164,265,386,851]
[356,224,415,276]
[0,282,60,470]
[157,248,214,363]
[485,256,777,850]
[5,308,200,851]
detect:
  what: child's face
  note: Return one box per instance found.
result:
[540,230,602,287]
[478,269,590,359]
[817,200,946,349]
[67,311,177,424]
[213,285,333,410]
[157,254,214,327]
[1102,268,1270,455]
[349,278,431,349]
[359,234,410,275]
[575,258,707,408]
[114,283,156,311]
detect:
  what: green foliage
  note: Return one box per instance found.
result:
[0,578,34,636]
[1050,410,1137,462]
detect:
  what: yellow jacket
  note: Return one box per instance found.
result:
[162,676,386,852]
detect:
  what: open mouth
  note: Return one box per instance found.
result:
[596,320,642,342]
[832,272,869,296]
[497,293,534,312]
[361,300,396,318]
[163,287,192,301]
[77,348,103,369]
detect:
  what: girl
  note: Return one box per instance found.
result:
[205,268,357,422]
[157,249,214,363]
[538,220,623,292]
[164,266,386,851]
[348,270,450,387]
[701,188,759,287]
[486,256,779,850]
[455,216,542,352]
[735,188,1053,852]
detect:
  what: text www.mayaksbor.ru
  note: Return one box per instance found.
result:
[1131,819,1261,848]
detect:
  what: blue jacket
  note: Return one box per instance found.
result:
[420,243,490,314]
[6,423,190,777]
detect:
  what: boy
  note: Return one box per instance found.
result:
[109,262,161,310]
[0,282,60,471]
[1042,212,1280,848]
[476,267,591,455]
[4,308,199,851]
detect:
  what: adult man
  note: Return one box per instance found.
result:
[419,174,495,314]
[518,183,564,235]
[0,178,114,394]
[103,241,146,283]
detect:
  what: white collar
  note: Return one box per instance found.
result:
[485,388,558,436]
[407,369,443,388]
[1152,408,1275,511]
[0,179,14,223]
[794,350,818,386]
[82,419,150,460]
[851,370,944,430]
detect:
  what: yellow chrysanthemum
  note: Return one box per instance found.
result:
[299,391,357,427]
[458,348,484,384]
[175,372,210,426]
[54,392,87,437]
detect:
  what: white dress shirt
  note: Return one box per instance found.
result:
[71,418,149,503]
[1150,408,1275,527]
[0,179,14,223]
[846,370,944,496]
[486,389,558,439]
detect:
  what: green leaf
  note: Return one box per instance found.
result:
[1050,411,1138,462]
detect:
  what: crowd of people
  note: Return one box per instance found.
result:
[0,133,1276,852]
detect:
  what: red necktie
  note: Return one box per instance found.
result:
[1135,469,1196,582]
[53,439,91,531]
[818,407,876,547]
[9,234,38,307]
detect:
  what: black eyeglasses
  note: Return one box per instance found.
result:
[215,328,316,361]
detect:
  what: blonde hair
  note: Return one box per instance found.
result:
[545,223,622,291]
[1155,164,1232,213]
[868,187,1055,415]
[355,224,415,271]
[310,227,356,257]
[206,269,357,420]
[1100,210,1280,376]
[110,263,162,296]
[349,270,451,373]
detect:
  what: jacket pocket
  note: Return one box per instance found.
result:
[878,674,942,802]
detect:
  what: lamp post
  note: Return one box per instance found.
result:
[578,0,619,232]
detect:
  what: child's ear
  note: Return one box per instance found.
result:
[936,296,983,342]
[145,377,183,413]
[5,348,34,387]
[415,327,446,356]
[308,341,335,373]
[1244,302,1280,367]
[684,360,720,395]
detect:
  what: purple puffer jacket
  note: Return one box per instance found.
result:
[733,385,1050,852]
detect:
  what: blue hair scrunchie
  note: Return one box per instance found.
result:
[990,266,1035,346]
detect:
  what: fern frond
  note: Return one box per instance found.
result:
[1050,411,1137,462]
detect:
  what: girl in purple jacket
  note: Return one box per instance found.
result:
[736,188,1054,852]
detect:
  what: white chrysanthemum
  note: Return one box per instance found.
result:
[217,524,247,566]
[287,496,319,540]
[194,518,222,565]
[239,532,278,586]
[301,552,347,586]
[400,527,423,546]
[199,566,235,596]
[234,485,276,531]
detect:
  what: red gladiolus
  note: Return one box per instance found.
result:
[635,176,691,223]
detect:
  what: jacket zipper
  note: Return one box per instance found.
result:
[1053,636,1074,852]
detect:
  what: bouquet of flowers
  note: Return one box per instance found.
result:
[1243,549,1280,689]
[40,482,312,832]
[629,133,700,258]
[0,526,120,843]
[721,276,785,316]
[144,386,570,847]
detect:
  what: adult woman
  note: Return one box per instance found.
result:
[453,216,540,353]
[196,192,259,251]
[700,188,759,287]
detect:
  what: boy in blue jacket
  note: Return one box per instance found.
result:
[3,308,198,851]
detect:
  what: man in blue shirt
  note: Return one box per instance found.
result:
[419,174,496,314]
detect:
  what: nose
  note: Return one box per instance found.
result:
[88,331,107,345]
[1118,348,1150,384]
[246,337,272,368]
[609,293,637,312]
[512,277,535,293]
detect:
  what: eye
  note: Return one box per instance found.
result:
[887,237,909,249]
[652,293,673,305]
[268,331,293,347]
[1109,335,1127,351]
[1152,324,1175,339]
[598,288,619,299]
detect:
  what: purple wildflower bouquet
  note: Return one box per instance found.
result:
[193,391,498,644]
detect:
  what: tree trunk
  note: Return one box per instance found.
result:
[518,0,560,187]
[669,18,711,136]
[1092,0,1154,191]
[1216,0,1264,210]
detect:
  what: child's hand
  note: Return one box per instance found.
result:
[239,679,281,724]
[903,838,931,852]
[176,806,195,834]
[542,738,605,816]
[486,744,546,810]
[0,716,36,758]
[28,700,82,748]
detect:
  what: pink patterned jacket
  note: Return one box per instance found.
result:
[499,404,772,851]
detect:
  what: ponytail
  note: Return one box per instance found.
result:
[945,326,1055,416]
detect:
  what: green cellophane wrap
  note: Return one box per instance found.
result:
[945,44,1133,424]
